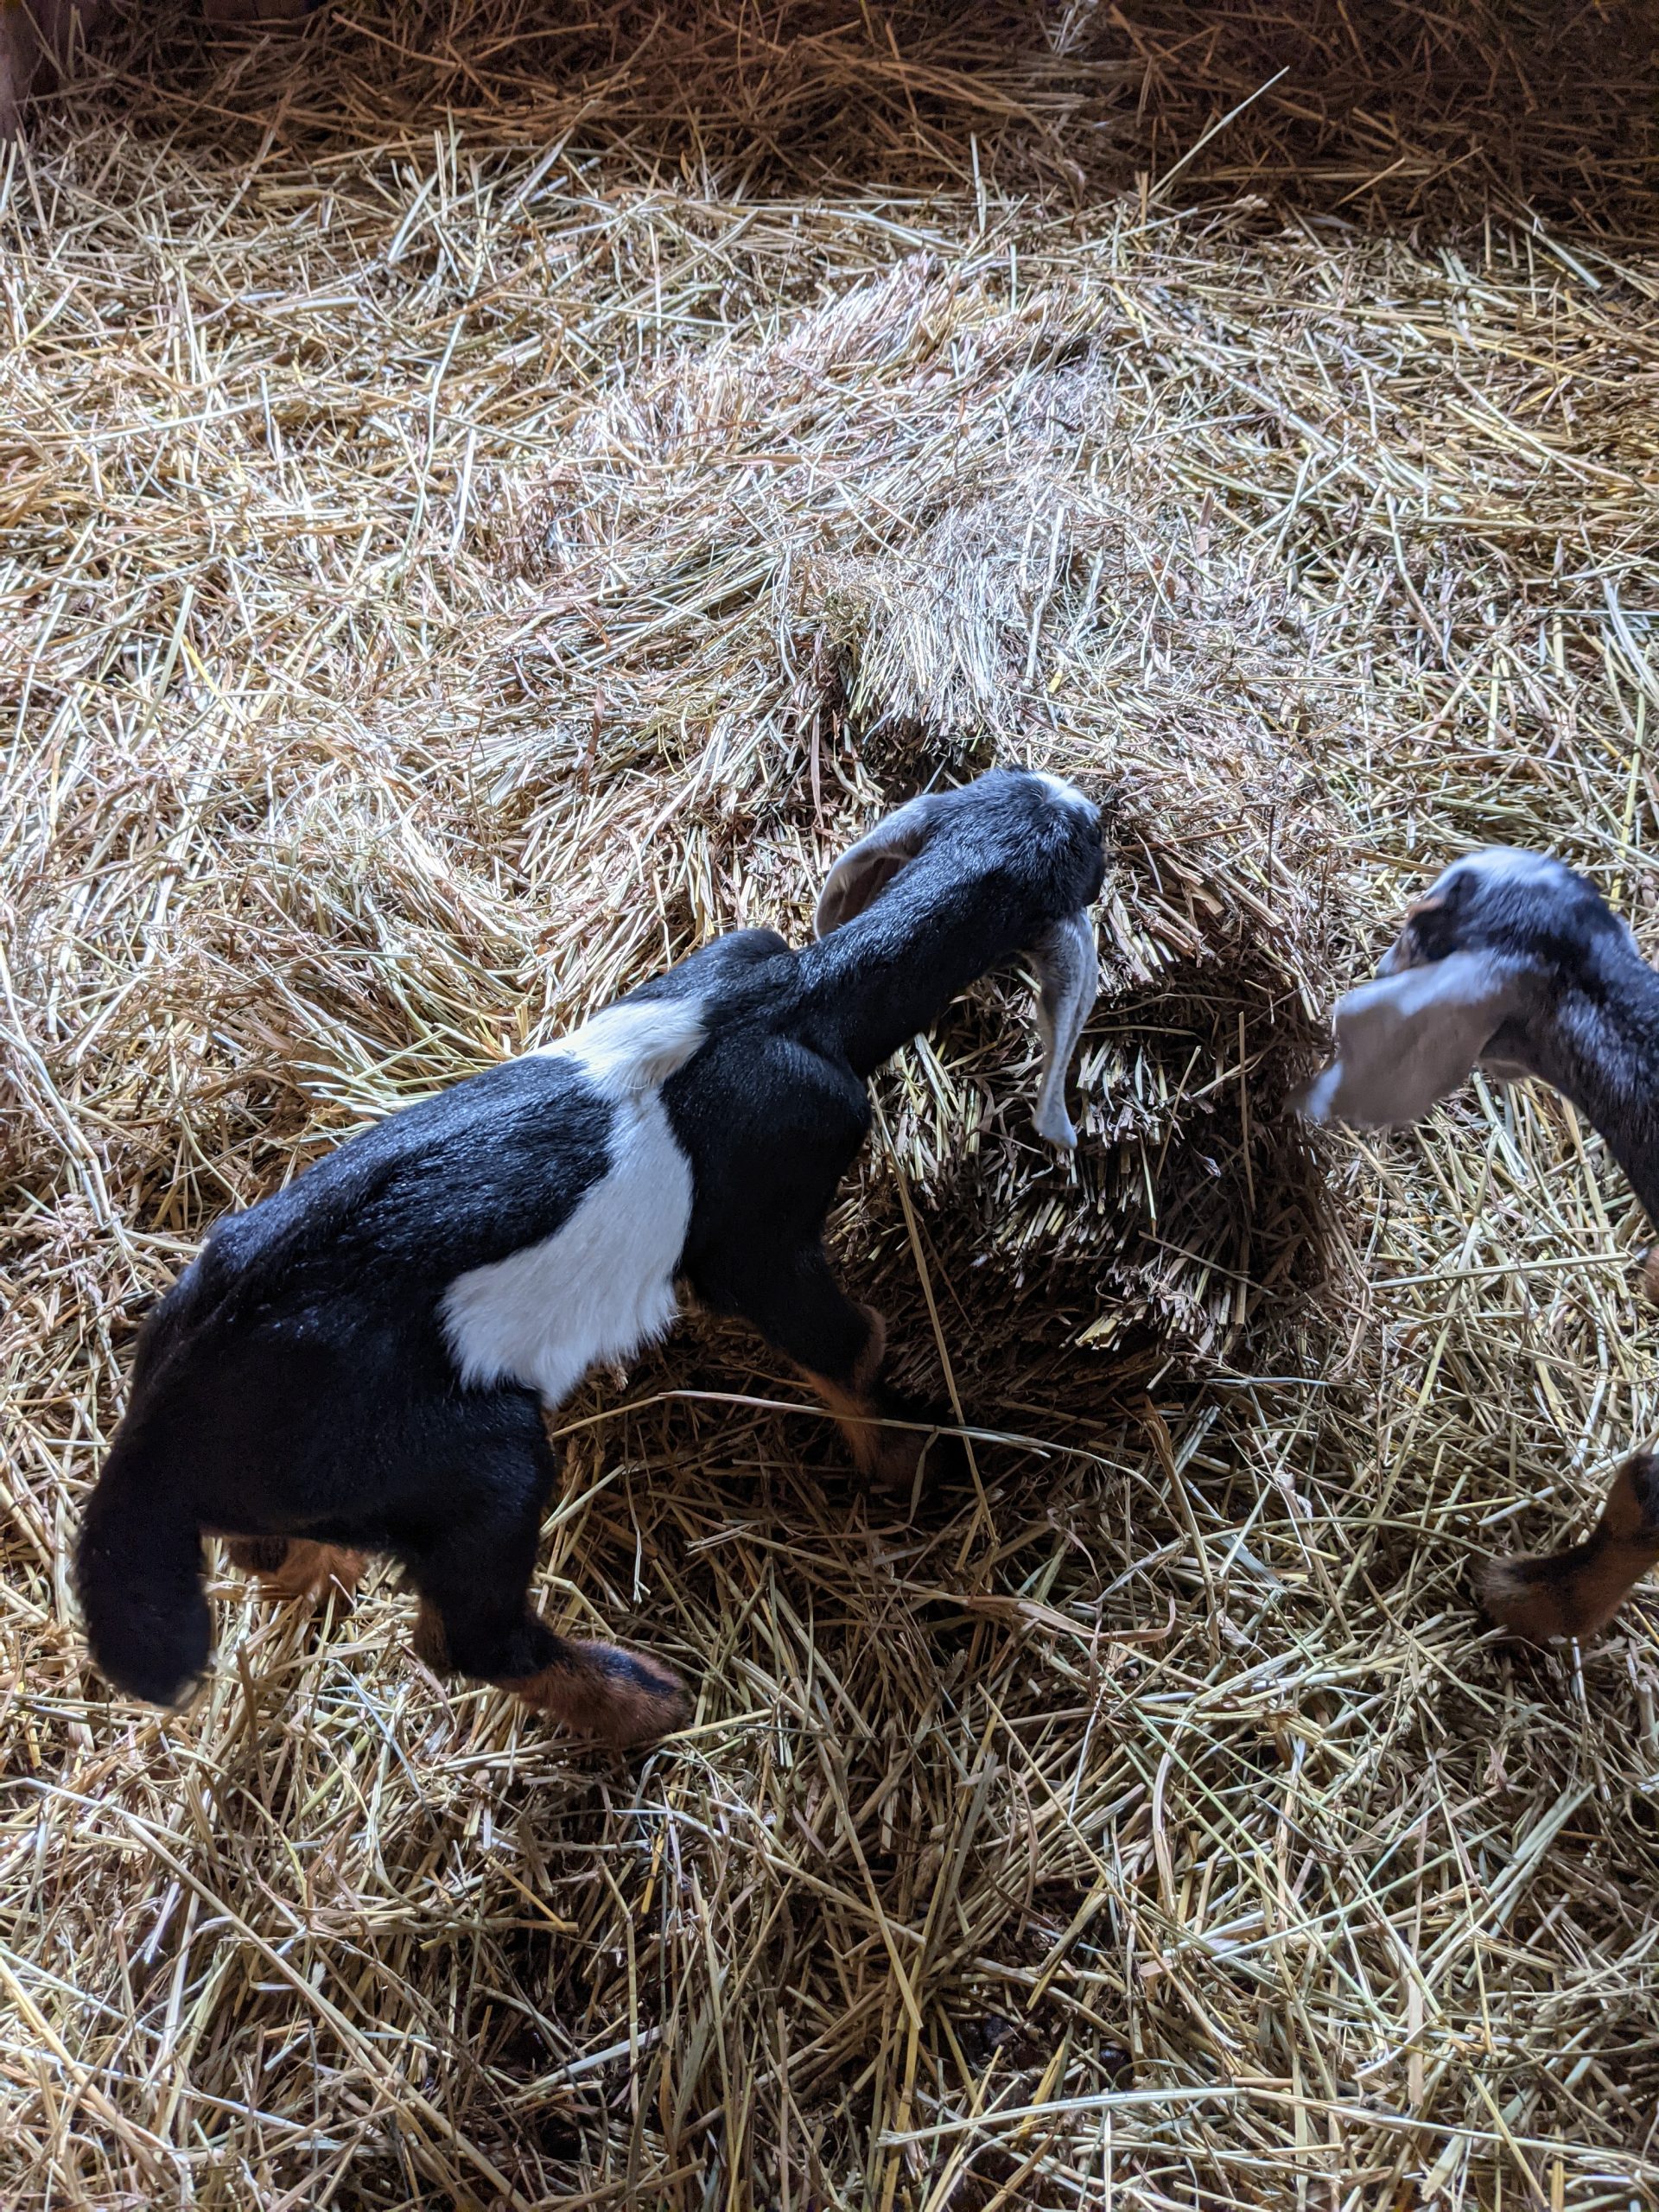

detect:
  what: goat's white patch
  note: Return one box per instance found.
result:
[1033,770,1096,817]
[537,995,708,1092]
[440,996,706,1407]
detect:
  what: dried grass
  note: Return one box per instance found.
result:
[4,3,1659,2207]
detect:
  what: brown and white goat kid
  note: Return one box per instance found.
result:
[1299,847,1659,1647]
[77,770,1105,1744]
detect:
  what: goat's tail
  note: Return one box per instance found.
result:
[75,1452,210,1707]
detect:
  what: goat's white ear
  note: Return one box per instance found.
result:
[814,794,940,938]
[1029,910,1099,1148]
[1294,951,1523,1129]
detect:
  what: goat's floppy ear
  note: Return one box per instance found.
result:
[814,794,941,938]
[1294,951,1524,1129]
[1029,911,1099,1148]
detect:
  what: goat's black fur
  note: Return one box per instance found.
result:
[77,769,1106,1739]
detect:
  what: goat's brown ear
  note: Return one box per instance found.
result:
[814,794,941,938]
[1377,886,1451,976]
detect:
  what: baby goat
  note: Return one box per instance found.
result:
[78,769,1105,1744]
[1299,846,1659,1646]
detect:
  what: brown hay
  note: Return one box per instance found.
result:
[40,0,1659,221]
[5,7,1659,2209]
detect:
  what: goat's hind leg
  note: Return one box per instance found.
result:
[1478,1452,1659,1643]
[406,1428,689,1748]
[223,1535,365,1602]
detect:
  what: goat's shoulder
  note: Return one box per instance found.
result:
[671,1034,872,1273]
[665,1019,872,1268]
[673,1012,867,1134]
[626,927,859,1135]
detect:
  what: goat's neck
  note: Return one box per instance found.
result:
[799,881,1029,1077]
[1524,943,1659,1224]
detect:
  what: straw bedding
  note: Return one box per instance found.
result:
[4,3,1659,2206]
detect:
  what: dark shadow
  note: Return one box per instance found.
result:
[31,0,1659,232]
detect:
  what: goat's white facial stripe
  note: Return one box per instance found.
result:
[1033,770,1096,817]
[1387,849,1571,952]
[1454,847,1567,886]
[442,993,705,1407]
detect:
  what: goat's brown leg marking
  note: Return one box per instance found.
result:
[224,1536,365,1603]
[502,1643,691,1747]
[410,1594,450,1671]
[1478,1452,1659,1644]
[801,1302,889,1478]
[798,1303,944,1490]
[412,1595,688,1746]
[694,1242,953,1491]
[404,1433,688,1750]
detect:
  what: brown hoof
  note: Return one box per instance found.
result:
[226,1538,365,1605]
[1475,1548,1637,1647]
[1477,1455,1659,1647]
[510,1642,693,1747]
[861,1429,948,1493]
[1475,1554,1581,1644]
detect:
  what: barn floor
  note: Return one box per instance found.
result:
[4,4,1659,2206]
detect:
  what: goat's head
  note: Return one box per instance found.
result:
[1298,847,1633,1129]
[1378,848,1628,983]
[814,768,1108,1147]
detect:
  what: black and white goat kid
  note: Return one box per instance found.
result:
[78,769,1106,1745]
[1299,847,1659,1648]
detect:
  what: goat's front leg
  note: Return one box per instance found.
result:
[1478,1452,1659,1644]
[698,1244,952,1488]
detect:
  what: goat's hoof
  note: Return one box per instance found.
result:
[588,1644,694,1746]
[864,1397,966,1494]
[1476,1554,1580,1645]
[867,1439,940,1493]
[907,1423,969,1491]
[512,1642,693,1749]
[229,1539,365,1605]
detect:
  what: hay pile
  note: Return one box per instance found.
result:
[468,245,1350,1402]
[4,4,1659,2207]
